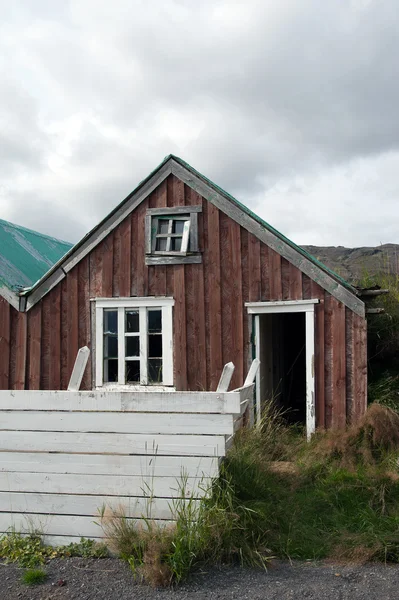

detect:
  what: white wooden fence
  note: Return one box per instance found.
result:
[0,386,253,546]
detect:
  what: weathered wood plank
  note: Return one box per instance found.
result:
[269,248,282,301]
[0,390,241,414]
[345,308,355,422]
[332,298,346,428]
[0,431,227,457]
[248,234,261,302]
[312,282,325,428]
[119,217,131,297]
[112,226,121,297]
[0,452,219,478]
[353,313,367,420]
[0,472,212,498]
[101,236,114,297]
[67,346,90,392]
[77,257,91,390]
[49,287,61,390]
[0,492,199,521]
[174,265,187,390]
[27,303,41,390]
[67,270,79,384]
[290,263,303,300]
[0,412,233,436]
[260,242,270,301]
[231,222,244,388]
[135,198,149,296]
[205,203,223,389]
[11,311,27,390]
[0,297,10,389]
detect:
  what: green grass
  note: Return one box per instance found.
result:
[21,568,47,585]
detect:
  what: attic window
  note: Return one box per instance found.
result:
[145,205,202,265]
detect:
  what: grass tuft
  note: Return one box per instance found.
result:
[21,568,47,585]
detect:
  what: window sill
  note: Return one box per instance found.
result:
[145,254,202,266]
[96,384,176,392]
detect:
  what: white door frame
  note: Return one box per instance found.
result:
[245,299,319,439]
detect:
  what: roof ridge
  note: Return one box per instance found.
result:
[0,218,73,248]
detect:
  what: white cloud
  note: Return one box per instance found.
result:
[0,0,399,248]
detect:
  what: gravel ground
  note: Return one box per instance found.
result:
[1,558,399,600]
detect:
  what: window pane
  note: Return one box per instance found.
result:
[126,336,140,357]
[126,310,139,333]
[171,237,182,251]
[148,309,162,333]
[104,335,118,358]
[148,359,162,383]
[173,220,186,234]
[104,358,118,382]
[155,237,167,251]
[148,334,162,358]
[126,361,140,383]
[104,310,117,334]
[158,219,170,234]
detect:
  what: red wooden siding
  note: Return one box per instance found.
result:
[0,174,367,427]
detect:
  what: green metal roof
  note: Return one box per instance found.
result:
[0,219,73,293]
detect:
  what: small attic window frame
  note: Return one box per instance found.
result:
[145,205,202,266]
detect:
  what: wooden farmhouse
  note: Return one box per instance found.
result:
[0,155,367,435]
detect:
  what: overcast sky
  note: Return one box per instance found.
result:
[1,0,398,247]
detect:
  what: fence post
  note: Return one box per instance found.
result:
[67,346,90,391]
[216,362,235,392]
[243,358,260,426]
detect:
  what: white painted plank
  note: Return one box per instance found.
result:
[0,390,241,414]
[305,309,316,440]
[0,412,233,436]
[67,346,90,392]
[0,472,212,498]
[244,359,260,386]
[216,362,235,392]
[0,452,220,478]
[0,492,198,520]
[0,431,226,456]
[0,513,106,539]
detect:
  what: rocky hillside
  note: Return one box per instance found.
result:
[301,243,399,284]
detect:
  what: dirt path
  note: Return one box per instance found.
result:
[1,558,399,600]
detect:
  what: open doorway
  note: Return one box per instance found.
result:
[247,300,317,439]
[258,312,306,424]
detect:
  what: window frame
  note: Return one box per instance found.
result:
[145,205,202,265]
[94,297,174,388]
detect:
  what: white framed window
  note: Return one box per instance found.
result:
[95,297,174,388]
[145,206,202,265]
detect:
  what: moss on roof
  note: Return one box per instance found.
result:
[0,219,73,292]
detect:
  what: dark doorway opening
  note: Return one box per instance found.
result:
[258,312,306,425]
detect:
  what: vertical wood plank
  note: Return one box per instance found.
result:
[269,249,282,300]
[185,263,206,390]
[67,269,79,384]
[49,287,61,390]
[60,278,68,389]
[40,294,51,389]
[173,265,187,389]
[0,297,10,389]
[27,302,41,390]
[89,243,103,299]
[148,183,167,296]
[345,308,355,423]
[289,263,303,300]
[302,274,312,300]
[231,221,244,388]
[260,243,270,301]
[10,311,27,390]
[135,199,149,297]
[102,236,114,297]
[281,258,290,300]
[130,211,138,297]
[206,203,222,389]
[220,213,234,382]
[112,227,121,297]
[311,280,325,428]
[324,293,346,428]
[119,218,131,297]
[241,229,250,383]
[248,234,261,302]
[78,256,91,390]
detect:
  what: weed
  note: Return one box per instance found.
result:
[56,537,108,558]
[21,568,47,585]
[0,530,52,567]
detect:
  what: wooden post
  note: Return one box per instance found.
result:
[67,347,90,392]
[243,358,260,426]
[216,362,235,392]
